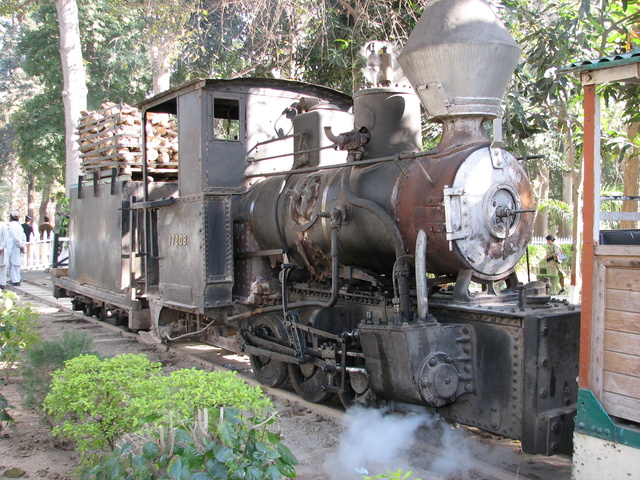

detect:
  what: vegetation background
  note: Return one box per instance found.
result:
[1,0,640,284]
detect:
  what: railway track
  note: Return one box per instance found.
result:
[10,270,573,480]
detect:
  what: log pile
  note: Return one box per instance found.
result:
[76,102,178,179]
[145,113,179,168]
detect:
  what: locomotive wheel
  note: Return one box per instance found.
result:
[287,362,334,403]
[338,370,378,408]
[248,314,290,388]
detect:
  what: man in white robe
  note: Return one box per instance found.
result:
[6,211,26,286]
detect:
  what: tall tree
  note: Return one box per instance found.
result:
[55,0,87,195]
[1,0,87,196]
[105,0,205,94]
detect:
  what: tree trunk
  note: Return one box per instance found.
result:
[563,121,582,300]
[26,175,35,219]
[39,183,52,226]
[55,0,88,196]
[559,171,573,237]
[621,122,640,229]
[151,38,172,94]
[533,167,549,237]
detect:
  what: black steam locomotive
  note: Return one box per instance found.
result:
[53,0,579,455]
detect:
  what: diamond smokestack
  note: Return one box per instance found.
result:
[398,0,520,122]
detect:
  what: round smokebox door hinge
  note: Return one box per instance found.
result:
[418,352,460,407]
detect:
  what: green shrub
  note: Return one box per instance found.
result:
[82,408,297,480]
[0,291,40,382]
[21,330,97,413]
[363,469,421,480]
[129,368,273,424]
[44,354,279,470]
[43,353,164,459]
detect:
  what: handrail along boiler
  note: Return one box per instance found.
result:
[53,0,580,456]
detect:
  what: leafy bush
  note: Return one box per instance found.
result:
[21,330,97,413]
[82,408,297,480]
[0,290,40,382]
[43,353,164,458]
[44,354,279,470]
[129,368,273,424]
[363,469,421,480]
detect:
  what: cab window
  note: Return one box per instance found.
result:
[213,98,240,141]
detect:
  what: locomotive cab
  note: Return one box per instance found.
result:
[134,79,353,325]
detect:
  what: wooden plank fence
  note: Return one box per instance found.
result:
[22,236,70,271]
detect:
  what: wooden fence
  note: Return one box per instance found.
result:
[22,236,69,271]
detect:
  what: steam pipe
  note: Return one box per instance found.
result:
[323,126,349,145]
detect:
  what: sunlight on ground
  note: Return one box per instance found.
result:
[32,306,60,314]
[183,344,221,352]
[222,353,250,364]
[181,344,250,364]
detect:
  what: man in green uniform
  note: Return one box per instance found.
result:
[545,235,566,294]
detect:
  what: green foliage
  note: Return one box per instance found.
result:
[516,243,572,282]
[53,194,70,239]
[0,290,38,433]
[0,291,40,382]
[21,330,97,413]
[363,469,421,480]
[43,354,164,459]
[129,368,273,425]
[44,355,276,468]
[8,0,152,198]
[538,199,573,235]
[81,408,297,480]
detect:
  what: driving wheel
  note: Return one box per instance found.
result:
[338,370,378,407]
[248,314,290,388]
[288,362,334,403]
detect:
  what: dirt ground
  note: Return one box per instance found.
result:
[0,291,445,480]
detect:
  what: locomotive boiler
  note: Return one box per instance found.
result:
[53,0,580,456]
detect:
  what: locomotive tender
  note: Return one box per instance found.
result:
[53,0,579,455]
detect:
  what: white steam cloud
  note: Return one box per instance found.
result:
[326,406,478,480]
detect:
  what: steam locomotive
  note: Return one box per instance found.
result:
[53,0,579,455]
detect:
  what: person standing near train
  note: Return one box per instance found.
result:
[6,211,26,287]
[39,215,53,240]
[545,234,566,294]
[22,215,34,242]
[0,220,7,290]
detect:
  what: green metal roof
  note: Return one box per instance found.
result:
[561,51,640,74]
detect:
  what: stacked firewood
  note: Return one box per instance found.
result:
[76,102,178,178]
[145,113,179,167]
